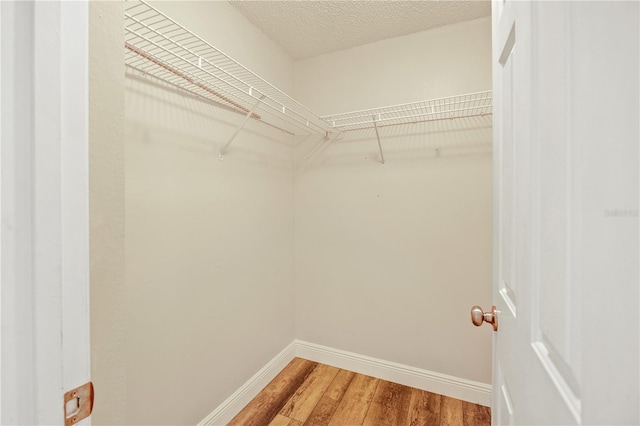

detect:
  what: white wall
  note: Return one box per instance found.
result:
[124,2,296,425]
[295,17,492,115]
[293,17,493,385]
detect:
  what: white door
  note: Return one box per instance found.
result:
[1,1,92,424]
[489,1,639,424]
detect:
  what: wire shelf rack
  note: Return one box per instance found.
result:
[124,0,332,137]
[321,91,492,132]
[124,0,492,162]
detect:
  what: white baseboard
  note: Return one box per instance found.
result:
[294,340,491,407]
[198,339,491,425]
[197,341,297,426]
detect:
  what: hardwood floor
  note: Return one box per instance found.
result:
[228,358,490,426]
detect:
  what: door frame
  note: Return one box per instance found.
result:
[1,1,91,424]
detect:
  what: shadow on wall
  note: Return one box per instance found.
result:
[125,69,297,172]
[125,68,492,174]
[295,114,492,171]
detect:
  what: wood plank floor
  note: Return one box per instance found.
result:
[228,358,490,426]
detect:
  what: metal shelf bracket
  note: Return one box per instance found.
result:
[372,114,385,165]
[219,94,265,160]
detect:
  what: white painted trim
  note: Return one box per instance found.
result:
[0,3,4,422]
[198,339,491,425]
[198,341,297,426]
[1,2,91,424]
[59,0,91,397]
[1,3,37,424]
[295,340,491,407]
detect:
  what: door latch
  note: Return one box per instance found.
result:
[64,382,94,426]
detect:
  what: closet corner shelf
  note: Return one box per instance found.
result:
[320,91,493,132]
[124,0,492,161]
[124,0,332,156]
[321,91,492,165]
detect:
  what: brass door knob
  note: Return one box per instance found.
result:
[471,305,498,331]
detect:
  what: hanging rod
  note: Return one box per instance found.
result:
[125,63,297,138]
[124,0,333,138]
[125,42,261,120]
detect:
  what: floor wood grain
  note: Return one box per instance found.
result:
[362,380,412,426]
[327,374,379,426]
[229,358,490,426]
[407,389,441,426]
[279,363,340,422]
[462,401,491,426]
[304,397,340,426]
[268,414,301,426]
[440,396,464,426]
[324,370,355,401]
[228,358,317,426]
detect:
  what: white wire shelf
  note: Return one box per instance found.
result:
[124,0,332,138]
[321,91,492,132]
[124,0,492,162]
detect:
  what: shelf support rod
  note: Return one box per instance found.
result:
[219,95,265,160]
[372,115,385,165]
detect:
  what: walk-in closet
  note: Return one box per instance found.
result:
[94,1,493,424]
[83,1,639,425]
[2,0,638,425]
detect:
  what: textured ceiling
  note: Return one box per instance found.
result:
[229,1,491,60]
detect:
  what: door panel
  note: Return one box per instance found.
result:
[497,22,517,317]
[491,1,639,424]
[531,2,581,419]
[495,367,514,426]
[493,1,579,424]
